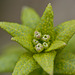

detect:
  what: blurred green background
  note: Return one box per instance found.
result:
[0,0,75,75]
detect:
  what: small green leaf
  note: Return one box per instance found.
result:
[12,53,40,75]
[45,40,66,52]
[11,36,36,53]
[0,44,25,72]
[0,22,33,37]
[21,6,40,29]
[36,3,54,42]
[55,20,75,43]
[33,51,56,75]
[54,52,75,74]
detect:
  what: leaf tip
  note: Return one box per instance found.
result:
[11,37,15,41]
[0,22,3,26]
[47,3,52,8]
[48,3,51,6]
[22,6,29,10]
[63,42,67,46]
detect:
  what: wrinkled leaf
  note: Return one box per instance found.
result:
[0,22,33,37]
[55,20,75,43]
[54,49,75,74]
[36,3,54,42]
[0,44,25,72]
[11,36,36,53]
[21,6,40,29]
[12,53,40,75]
[33,51,56,75]
[45,40,66,52]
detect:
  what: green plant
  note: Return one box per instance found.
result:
[0,3,75,75]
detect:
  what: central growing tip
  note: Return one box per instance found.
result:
[33,31,50,53]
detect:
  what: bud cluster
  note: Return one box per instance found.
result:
[33,31,50,52]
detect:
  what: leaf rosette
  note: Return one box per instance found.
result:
[0,3,75,75]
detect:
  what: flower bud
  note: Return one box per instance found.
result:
[35,43,44,52]
[43,42,49,49]
[34,31,41,39]
[33,39,39,45]
[42,34,50,42]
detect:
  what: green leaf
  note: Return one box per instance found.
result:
[54,35,75,74]
[21,6,40,29]
[54,48,75,74]
[11,36,36,53]
[0,44,25,72]
[55,20,75,43]
[29,68,43,75]
[12,53,40,75]
[45,40,66,52]
[29,68,48,75]
[0,22,33,37]
[33,51,56,75]
[63,34,75,54]
[0,22,35,53]
[36,3,54,42]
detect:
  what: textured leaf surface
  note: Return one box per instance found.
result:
[36,3,54,42]
[0,44,25,72]
[33,51,56,75]
[21,6,40,29]
[12,53,40,75]
[55,20,75,43]
[45,40,66,52]
[54,49,75,74]
[0,22,33,37]
[11,36,36,53]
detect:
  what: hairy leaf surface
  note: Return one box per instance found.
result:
[54,49,75,74]
[33,51,56,75]
[12,53,40,75]
[0,22,33,37]
[45,40,66,52]
[55,20,75,43]
[11,36,36,53]
[36,3,54,42]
